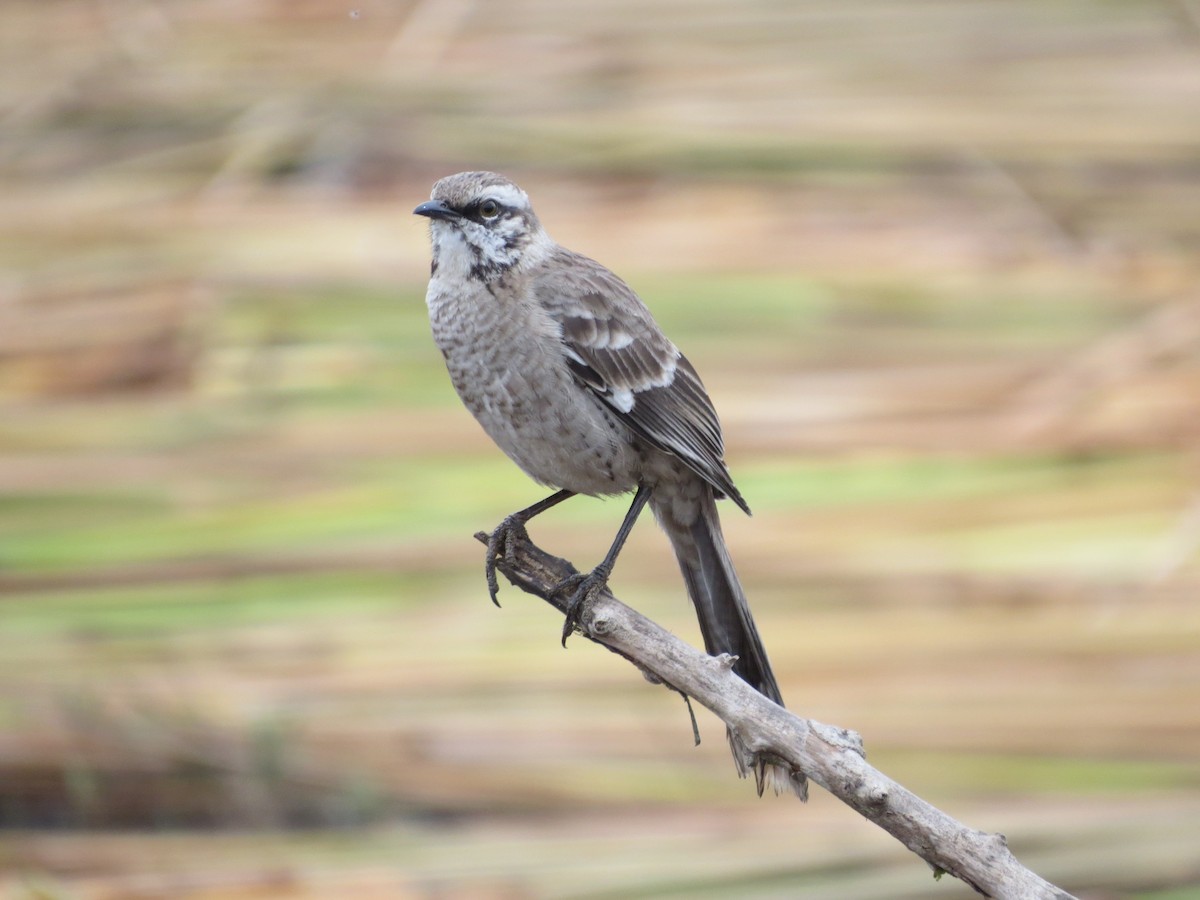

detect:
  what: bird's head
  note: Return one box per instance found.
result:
[414,171,550,282]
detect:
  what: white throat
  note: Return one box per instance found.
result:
[429,220,554,282]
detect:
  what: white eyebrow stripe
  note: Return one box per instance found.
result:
[485,184,529,209]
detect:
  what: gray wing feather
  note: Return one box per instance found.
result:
[534,248,749,513]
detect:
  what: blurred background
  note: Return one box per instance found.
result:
[2,1,1199,897]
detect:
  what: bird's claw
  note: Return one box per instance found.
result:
[484,516,529,607]
[554,565,611,647]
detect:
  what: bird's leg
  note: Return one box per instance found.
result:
[485,489,577,605]
[556,483,652,646]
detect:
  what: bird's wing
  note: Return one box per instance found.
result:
[533,247,749,513]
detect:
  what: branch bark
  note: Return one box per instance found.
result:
[476,529,1077,900]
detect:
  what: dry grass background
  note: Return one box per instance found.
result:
[1,1,1200,898]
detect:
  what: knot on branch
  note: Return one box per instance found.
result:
[812,721,866,758]
[712,652,739,671]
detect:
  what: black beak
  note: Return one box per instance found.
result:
[413,200,461,221]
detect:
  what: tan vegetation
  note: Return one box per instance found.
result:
[1,1,1198,897]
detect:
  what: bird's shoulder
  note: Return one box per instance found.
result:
[529,246,677,393]
[526,246,746,512]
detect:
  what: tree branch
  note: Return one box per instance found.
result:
[475,529,1077,900]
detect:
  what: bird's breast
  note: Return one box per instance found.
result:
[425,282,640,496]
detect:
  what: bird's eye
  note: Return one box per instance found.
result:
[478,199,501,219]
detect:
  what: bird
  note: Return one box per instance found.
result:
[414,171,805,798]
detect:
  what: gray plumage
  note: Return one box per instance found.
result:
[415,171,805,798]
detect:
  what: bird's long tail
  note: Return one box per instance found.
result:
[652,480,807,798]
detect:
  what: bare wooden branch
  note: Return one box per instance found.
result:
[476,529,1078,900]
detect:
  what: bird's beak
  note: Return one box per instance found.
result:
[412,200,461,221]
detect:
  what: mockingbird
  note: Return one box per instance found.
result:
[414,171,805,797]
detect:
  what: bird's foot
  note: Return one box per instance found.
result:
[554,563,612,647]
[484,515,531,606]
